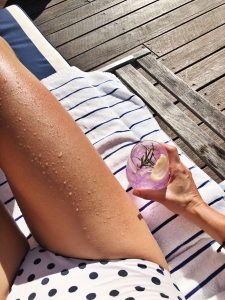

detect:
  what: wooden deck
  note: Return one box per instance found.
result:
[3,0,225,182]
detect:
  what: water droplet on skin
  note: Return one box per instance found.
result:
[63,181,67,185]
[87,191,91,195]
[23,128,26,132]
[45,162,49,167]
[62,166,65,169]
[54,170,58,174]
[18,117,22,121]
[33,132,37,136]
[58,152,63,158]
[68,192,72,196]
[38,153,42,158]
[76,208,79,212]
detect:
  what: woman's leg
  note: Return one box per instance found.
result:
[0,37,168,269]
[0,201,29,299]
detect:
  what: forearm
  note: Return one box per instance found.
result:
[184,199,225,246]
[0,202,29,299]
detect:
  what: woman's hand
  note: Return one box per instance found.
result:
[133,144,206,216]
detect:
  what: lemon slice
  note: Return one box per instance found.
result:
[150,154,169,181]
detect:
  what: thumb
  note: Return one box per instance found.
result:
[133,188,165,202]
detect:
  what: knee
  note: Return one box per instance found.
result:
[0,37,15,57]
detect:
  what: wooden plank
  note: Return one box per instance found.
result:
[47,0,154,45]
[145,3,225,56]
[202,166,222,183]
[95,45,154,71]
[35,0,89,25]
[138,54,225,140]
[115,64,225,178]
[156,111,223,182]
[40,0,125,36]
[200,123,225,150]
[45,0,65,8]
[61,0,190,58]
[98,47,151,72]
[68,0,224,70]
[199,77,225,110]
[177,47,225,89]
[175,138,205,168]
[158,24,225,73]
[155,117,205,167]
[135,71,201,122]
[155,115,178,140]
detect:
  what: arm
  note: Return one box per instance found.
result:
[133,145,225,249]
[0,201,29,300]
[184,201,225,247]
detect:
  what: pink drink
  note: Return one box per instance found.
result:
[126,140,170,190]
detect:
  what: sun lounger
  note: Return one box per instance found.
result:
[1,5,225,300]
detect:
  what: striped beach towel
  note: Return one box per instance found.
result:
[1,66,225,299]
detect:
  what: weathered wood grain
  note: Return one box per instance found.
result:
[202,166,222,183]
[199,77,225,110]
[138,54,225,139]
[158,24,225,73]
[145,3,225,56]
[40,0,125,35]
[61,0,191,59]
[46,0,65,8]
[155,117,223,179]
[175,138,205,168]
[47,0,154,45]
[154,116,206,168]
[95,46,153,71]
[35,0,88,25]
[98,47,151,72]
[177,47,225,89]
[68,0,223,70]
[115,64,225,178]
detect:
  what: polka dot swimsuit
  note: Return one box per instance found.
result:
[8,246,185,300]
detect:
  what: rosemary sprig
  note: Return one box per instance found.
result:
[137,144,156,169]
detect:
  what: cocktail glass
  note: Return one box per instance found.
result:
[126,140,170,190]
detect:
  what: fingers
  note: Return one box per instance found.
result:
[164,144,180,167]
[133,188,165,201]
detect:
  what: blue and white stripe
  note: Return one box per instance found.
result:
[1,66,225,299]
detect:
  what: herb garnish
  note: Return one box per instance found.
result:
[137,144,156,169]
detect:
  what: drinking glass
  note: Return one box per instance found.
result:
[126,140,170,190]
